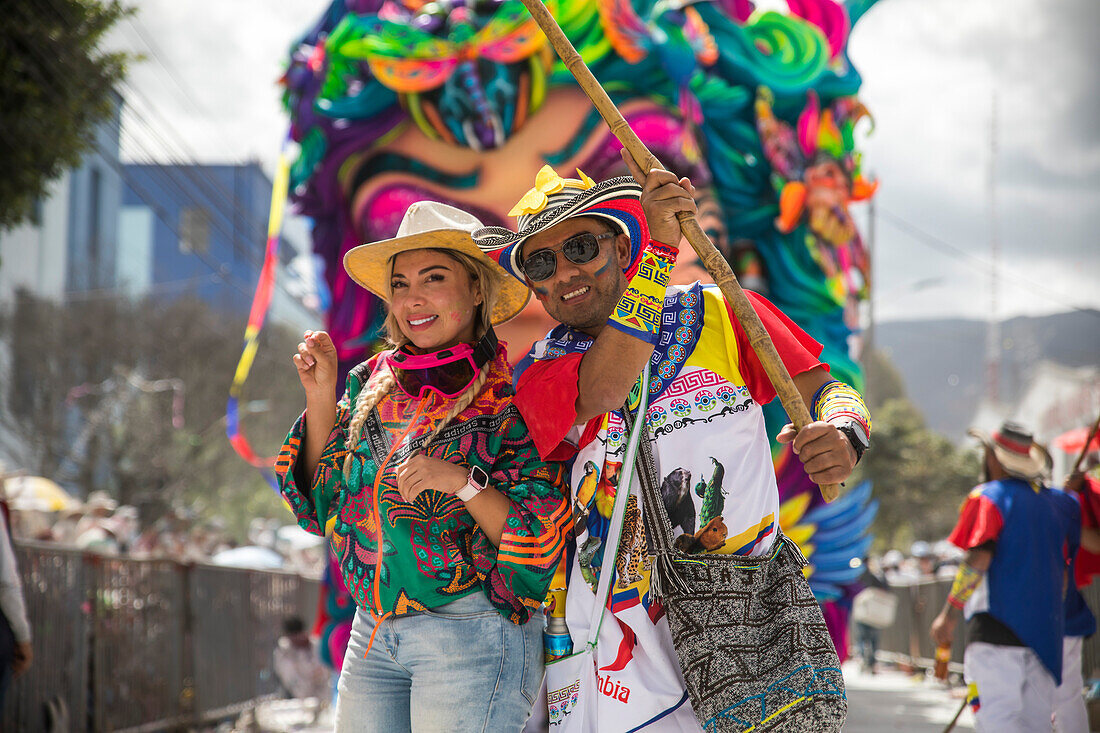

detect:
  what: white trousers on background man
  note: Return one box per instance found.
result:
[1053,635,1088,733]
[964,641,1056,733]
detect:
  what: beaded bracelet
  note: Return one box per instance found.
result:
[607,241,677,344]
[810,380,872,436]
[947,562,983,609]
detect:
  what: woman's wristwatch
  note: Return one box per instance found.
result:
[457,465,490,502]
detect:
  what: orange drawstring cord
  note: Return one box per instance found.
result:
[361,399,429,659]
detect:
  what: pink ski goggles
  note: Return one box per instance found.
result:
[387,329,497,399]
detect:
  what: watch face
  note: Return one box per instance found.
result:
[841,423,869,452]
[470,465,490,489]
[849,423,870,449]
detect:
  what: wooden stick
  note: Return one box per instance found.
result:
[1072,412,1100,475]
[518,0,840,501]
[942,695,969,733]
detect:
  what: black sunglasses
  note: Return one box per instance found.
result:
[520,232,617,282]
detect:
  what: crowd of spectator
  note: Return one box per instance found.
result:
[4,482,324,576]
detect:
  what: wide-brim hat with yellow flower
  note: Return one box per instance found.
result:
[473,165,649,283]
[343,201,530,325]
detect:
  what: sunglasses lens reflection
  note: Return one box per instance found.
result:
[521,233,604,282]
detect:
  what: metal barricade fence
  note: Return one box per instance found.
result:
[6,543,89,732]
[4,541,321,732]
[863,577,1100,679]
[14,548,1097,729]
[865,578,967,670]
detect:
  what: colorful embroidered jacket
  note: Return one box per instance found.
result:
[276,345,571,624]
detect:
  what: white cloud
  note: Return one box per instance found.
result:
[105,0,328,171]
[850,0,1100,319]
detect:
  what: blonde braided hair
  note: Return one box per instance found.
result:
[342,366,397,478]
[342,247,500,476]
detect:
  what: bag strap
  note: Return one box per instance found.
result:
[622,406,689,600]
[584,363,651,647]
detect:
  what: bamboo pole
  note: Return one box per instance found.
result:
[1072,413,1100,475]
[942,695,969,733]
[519,0,841,501]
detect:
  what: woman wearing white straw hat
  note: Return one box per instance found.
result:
[275,201,571,732]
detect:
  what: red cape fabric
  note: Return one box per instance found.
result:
[1075,476,1100,587]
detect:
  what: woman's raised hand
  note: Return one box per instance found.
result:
[293,330,339,397]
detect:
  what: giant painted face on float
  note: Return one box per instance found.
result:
[285,0,877,368]
[348,83,720,356]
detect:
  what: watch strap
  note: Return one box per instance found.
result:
[457,465,489,502]
[456,482,482,502]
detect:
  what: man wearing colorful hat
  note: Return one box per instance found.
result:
[931,421,1076,733]
[1054,454,1100,733]
[475,157,869,731]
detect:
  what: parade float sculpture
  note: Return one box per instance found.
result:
[280,0,880,655]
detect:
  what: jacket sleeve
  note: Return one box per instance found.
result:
[275,375,361,536]
[948,486,1004,551]
[460,408,572,623]
[0,520,31,643]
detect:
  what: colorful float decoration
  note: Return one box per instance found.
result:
[279,0,882,657]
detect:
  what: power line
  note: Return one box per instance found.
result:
[11,2,307,309]
[117,81,274,247]
[6,13,249,295]
[21,0,276,260]
[876,207,1099,319]
[122,14,239,160]
[62,273,221,301]
[116,84,269,252]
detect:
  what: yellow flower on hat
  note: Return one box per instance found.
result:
[535,164,567,195]
[576,168,596,189]
[509,188,547,218]
[509,165,567,217]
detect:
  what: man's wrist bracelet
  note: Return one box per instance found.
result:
[810,380,871,463]
[607,242,675,344]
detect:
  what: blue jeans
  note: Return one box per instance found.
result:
[335,592,544,732]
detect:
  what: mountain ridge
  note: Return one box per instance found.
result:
[872,309,1100,441]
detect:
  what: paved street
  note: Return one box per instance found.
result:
[842,661,973,732]
[248,662,976,732]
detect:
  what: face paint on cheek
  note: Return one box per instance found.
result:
[592,251,617,280]
[531,282,550,301]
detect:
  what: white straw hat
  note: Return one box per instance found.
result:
[343,201,530,325]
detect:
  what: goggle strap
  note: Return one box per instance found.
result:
[470,328,498,370]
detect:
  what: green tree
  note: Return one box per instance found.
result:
[0,0,132,229]
[862,346,908,410]
[0,291,310,541]
[855,398,980,550]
